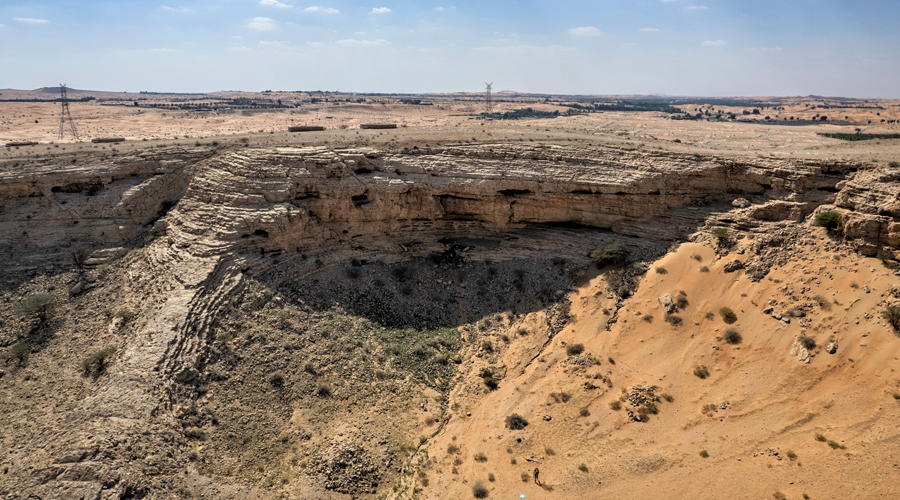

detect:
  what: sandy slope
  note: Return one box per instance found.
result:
[421,233,900,499]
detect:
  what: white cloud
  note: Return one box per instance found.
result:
[247,17,277,30]
[304,6,339,13]
[371,7,391,14]
[686,5,708,10]
[568,26,602,36]
[701,39,726,46]
[261,0,292,7]
[336,38,390,46]
[260,40,290,49]
[306,41,328,48]
[14,17,49,24]
[160,5,191,13]
[640,27,659,32]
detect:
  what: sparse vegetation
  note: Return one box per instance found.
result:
[17,292,54,321]
[798,335,816,350]
[578,463,588,472]
[699,266,709,273]
[609,400,622,411]
[82,346,117,373]
[827,440,846,450]
[505,413,529,430]
[472,481,489,498]
[814,433,826,442]
[474,452,488,462]
[579,407,590,417]
[642,314,654,322]
[589,241,628,267]
[786,450,797,461]
[664,314,683,326]
[719,307,737,324]
[699,450,709,458]
[723,328,742,344]
[814,211,841,229]
[316,383,332,397]
[655,266,667,274]
[881,305,900,333]
[70,248,89,271]
[694,365,710,379]
[566,343,584,356]
[710,227,730,241]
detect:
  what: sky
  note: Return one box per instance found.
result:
[1,0,899,97]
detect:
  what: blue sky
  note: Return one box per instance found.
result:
[1,1,898,96]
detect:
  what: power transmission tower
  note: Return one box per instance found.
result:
[58,84,79,141]
[485,82,493,115]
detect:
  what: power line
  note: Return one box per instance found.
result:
[58,84,79,141]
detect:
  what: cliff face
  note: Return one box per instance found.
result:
[0,144,882,258]
[163,145,859,257]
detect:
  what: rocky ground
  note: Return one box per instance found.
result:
[0,112,899,499]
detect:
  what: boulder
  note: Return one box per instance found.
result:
[826,342,837,354]
[658,294,676,314]
[732,198,751,209]
[723,260,744,273]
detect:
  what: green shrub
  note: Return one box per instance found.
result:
[694,365,710,379]
[786,450,797,461]
[505,413,529,430]
[472,481,489,498]
[710,227,730,241]
[655,266,667,274]
[723,328,742,344]
[114,309,135,321]
[609,400,622,411]
[474,452,488,462]
[882,305,900,333]
[82,346,117,373]
[719,307,737,324]
[699,450,709,458]
[827,440,846,450]
[814,433,826,442]
[578,463,588,472]
[888,161,899,168]
[17,293,54,321]
[589,241,628,267]
[892,393,900,400]
[814,211,841,229]
[566,343,584,356]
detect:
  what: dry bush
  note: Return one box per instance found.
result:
[505,413,529,430]
[472,481,488,498]
[719,307,737,323]
[723,328,742,344]
[566,343,584,356]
